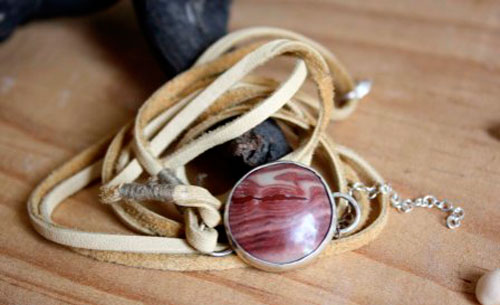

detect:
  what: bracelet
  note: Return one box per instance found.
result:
[27,27,463,272]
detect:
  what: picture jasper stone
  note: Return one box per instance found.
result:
[226,162,334,266]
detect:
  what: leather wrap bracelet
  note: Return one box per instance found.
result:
[27,27,462,272]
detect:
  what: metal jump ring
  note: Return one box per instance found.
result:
[341,80,373,101]
[332,192,362,236]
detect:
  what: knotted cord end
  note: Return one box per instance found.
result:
[99,184,123,204]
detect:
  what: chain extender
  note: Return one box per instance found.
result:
[347,182,465,229]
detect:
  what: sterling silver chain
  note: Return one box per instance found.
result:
[337,83,466,230]
[347,182,465,229]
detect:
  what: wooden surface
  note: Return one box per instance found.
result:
[1,1,499,304]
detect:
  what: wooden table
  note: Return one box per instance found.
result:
[1,1,499,304]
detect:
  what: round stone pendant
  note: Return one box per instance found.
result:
[224,161,337,272]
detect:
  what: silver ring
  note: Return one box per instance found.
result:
[332,192,361,236]
[208,248,234,257]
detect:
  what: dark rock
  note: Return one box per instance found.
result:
[188,119,293,194]
[0,0,231,77]
[0,0,118,41]
[35,0,119,17]
[0,0,38,41]
[221,119,292,169]
[133,0,230,78]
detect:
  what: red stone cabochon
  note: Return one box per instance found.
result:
[227,163,333,264]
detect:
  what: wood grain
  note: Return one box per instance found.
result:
[0,1,499,304]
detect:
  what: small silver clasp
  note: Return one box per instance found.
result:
[341,80,373,101]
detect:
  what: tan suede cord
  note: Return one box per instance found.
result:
[27,27,388,271]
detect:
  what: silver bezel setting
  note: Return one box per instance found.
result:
[224,160,337,272]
